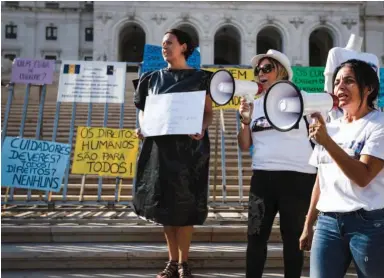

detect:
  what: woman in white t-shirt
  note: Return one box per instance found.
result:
[238,49,317,278]
[300,59,384,278]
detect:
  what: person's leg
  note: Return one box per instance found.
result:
[348,209,384,278]
[246,171,278,278]
[310,213,352,278]
[176,225,194,277]
[278,172,315,278]
[157,226,179,278]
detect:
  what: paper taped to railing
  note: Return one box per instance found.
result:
[57,61,126,103]
[1,137,71,192]
[141,91,206,136]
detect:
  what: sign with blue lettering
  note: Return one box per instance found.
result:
[379,68,384,108]
[1,137,71,192]
[141,44,200,74]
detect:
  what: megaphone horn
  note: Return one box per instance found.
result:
[209,69,263,117]
[264,80,339,132]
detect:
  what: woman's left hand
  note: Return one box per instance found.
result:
[309,113,331,146]
[190,128,206,140]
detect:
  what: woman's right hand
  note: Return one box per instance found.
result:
[239,97,254,122]
[299,225,314,251]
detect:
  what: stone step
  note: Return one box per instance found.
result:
[0,268,360,278]
[1,242,307,270]
[1,225,281,243]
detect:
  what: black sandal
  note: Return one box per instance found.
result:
[178,261,193,278]
[156,260,178,278]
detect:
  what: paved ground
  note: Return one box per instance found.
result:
[1,269,358,278]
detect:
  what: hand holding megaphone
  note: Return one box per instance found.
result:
[209,69,263,118]
[308,112,331,146]
[239,97,254,122]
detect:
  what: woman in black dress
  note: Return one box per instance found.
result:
[133,29,213,278]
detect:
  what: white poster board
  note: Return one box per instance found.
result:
[57,61,126,103]
[141,91,206,137]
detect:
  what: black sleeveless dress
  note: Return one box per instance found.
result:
[133,68,212,226]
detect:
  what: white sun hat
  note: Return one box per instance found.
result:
[250,49,294,81]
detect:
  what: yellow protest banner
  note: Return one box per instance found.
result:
[204,67,255,110]
[72,127,140,177]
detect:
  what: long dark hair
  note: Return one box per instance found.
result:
[332,59,379,109]
[164,29,195,60]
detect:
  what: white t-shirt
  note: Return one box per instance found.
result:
[309,110,384,212]
[250,95,317,174]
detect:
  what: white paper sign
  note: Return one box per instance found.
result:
[57,61,126,103]
[141,91,206,136]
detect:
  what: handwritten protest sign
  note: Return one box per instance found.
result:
[203,67,255,110]
[141,44,200,73]
[57,61,126,103]
[141,91,206,136]
[292,67,325,93]
[379,68,384,108]
[72,127,140,177]
[11,58,54,85]
[1,137,71,192]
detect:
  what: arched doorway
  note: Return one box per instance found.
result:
[118,24,145,63]
[214,26,240,65]
[257,26,282,54]
[177,24,199,47]
[309,28,333,66]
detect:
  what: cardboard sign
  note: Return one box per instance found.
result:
[72,127,140,177]
[11,58,54,85]
[1,137,71,192]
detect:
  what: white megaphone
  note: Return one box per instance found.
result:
[209,69,263,118]
[264,81,339,132]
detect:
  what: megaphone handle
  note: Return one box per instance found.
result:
[310,117,318,145]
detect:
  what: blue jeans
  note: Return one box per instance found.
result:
[310,209,384,278]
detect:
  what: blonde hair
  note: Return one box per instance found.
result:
[254,57,289,82]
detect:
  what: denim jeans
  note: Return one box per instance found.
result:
[310,209,384,278]
[246,170,316,278]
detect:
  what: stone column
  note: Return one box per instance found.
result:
[93,11,113,61]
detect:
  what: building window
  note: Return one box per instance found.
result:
[5,24,17,39]
[5,1,19,8]
[85,28,93,42]
[46,26,57,40]
[84,56,93,61]
[44,55,57,60]
[45,2,59,9]
[4,54,16,61]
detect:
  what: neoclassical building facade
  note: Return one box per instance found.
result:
[2,1,384,67]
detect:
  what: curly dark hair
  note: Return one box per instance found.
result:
[164,29,195,60]
[332,59,379,109]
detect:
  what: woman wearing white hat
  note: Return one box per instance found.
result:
[237,49,317,278]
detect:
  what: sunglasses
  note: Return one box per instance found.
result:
[254,64,275,76]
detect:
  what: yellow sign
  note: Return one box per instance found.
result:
[72,127,140,177]
[204,67,255,110]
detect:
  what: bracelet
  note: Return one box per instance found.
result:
[239,116,251,125]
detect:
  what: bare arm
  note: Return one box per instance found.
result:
[237,97,253,151]
[203,95,213,130]
[238,123,252,151]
